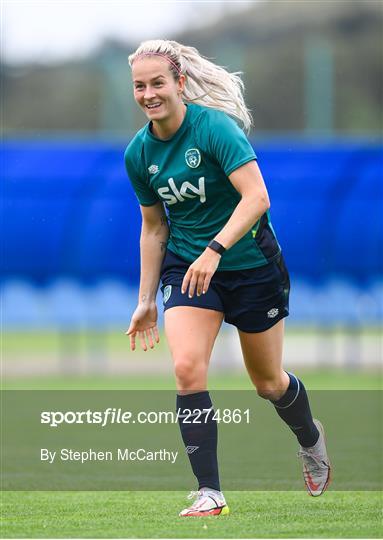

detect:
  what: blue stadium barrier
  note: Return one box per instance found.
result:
[2,138,382,289]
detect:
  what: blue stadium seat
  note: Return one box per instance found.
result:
[2,281,49,329]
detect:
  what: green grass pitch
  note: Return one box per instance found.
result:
[2,356,382,537]
[2,491,382,538]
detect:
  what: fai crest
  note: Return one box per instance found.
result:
[163,285,172,304]
[185,148,201,169]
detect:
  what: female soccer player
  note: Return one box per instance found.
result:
[125,39,330,517]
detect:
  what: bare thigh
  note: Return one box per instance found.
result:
[238,319,289,399]
[164,307,224,394]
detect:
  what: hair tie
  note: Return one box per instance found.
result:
[133,52,182,75]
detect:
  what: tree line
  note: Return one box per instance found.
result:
[2,0,382,135]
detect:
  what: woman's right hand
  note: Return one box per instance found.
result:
[125,302,160,351]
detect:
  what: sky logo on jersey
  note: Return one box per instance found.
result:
[185,148,201,168]
[158,177,206,205]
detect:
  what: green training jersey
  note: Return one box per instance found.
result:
[124,103,280,270]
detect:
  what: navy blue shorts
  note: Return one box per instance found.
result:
[160,249,290,333]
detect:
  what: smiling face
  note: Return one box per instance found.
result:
[132,56,185,126]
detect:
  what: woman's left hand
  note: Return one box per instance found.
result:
[181,248,221,298]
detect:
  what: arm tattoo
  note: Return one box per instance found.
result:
[160,241,167,252]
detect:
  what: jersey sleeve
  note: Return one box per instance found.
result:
[124,144,160,206]
[197,109,256,176]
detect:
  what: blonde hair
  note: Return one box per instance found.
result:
[129,39,253,133]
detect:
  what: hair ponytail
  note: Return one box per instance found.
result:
[129,39,253,133]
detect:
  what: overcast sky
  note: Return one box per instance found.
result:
[1,0,254,64]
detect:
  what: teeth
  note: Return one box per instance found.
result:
[146,103,161,109]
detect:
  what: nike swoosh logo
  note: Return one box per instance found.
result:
[305,468,321,491]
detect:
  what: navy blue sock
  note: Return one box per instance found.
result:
[177,391,220,491]
[271,372,319,447]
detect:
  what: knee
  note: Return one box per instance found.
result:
[255,380,285,401]
[174,354,206,390]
